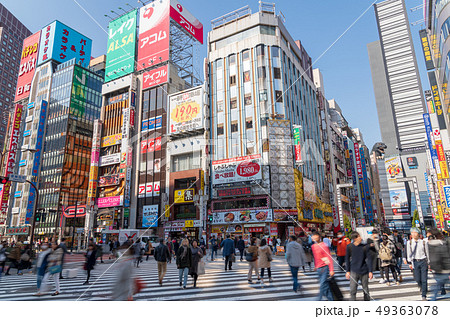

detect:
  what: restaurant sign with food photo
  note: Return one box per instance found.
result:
[211,209,272,224]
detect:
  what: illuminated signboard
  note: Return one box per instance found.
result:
[217,187,252,197]
[15,31,41,102]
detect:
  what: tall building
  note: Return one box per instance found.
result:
[368,0,430,231]
[0,4,31,151]
[208,4,330,241]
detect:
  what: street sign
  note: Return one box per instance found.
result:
[76,228,84,234]
[9,174,27,183]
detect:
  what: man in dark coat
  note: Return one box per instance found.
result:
[58,238,69,279]
[237,236,245,261]
[154,239,170,286]
[221,234,235,271]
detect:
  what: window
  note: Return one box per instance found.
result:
[244,93,252,106]
[275,90,283,102]
[217,124,224,135]
[271,46,280,57]
[242,50,250,61]
[172,153,194,172]
[230,97,237,109]
[243,71,250,82]
[229,54,236,65]
[256,44,265,56]
[231,121,238,133]
[273,67,281,79]
[257,66,266,78]
[259,90,267,101]
[246,118,253,129]
[230,75,236,86]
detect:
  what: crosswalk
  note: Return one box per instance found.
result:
[0,256,448,301]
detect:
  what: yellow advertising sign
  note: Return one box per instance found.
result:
[437,205,445,228]
[201,170,204,191]
[437,181,446,203]
[185,220,194,228]
[101,133,122,147]
[440,161,450,179]
[174,188,195,203]
[165,205,170,218]
[170,101,200,123]
[87,181,97,198]
[89,166,98,181]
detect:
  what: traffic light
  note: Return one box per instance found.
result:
[35,210,41,222]
[0,176,8,184]
[208,211,213,223]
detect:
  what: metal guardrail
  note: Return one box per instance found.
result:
[211,5,252,29]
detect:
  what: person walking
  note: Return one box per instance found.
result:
[221,234,235,271]
[210,235,218,261]
[258,238,273,283]
[345,232,373,301]
[189,240,204,288]
[336,231,350,270]
[5,241,21,275]
[286,235,306,293]
[58,238,69,279]
[34,243,51,296]
[133,239,143,268]
[111,242,134,301]
[176,238,192,289]
[154,238,170,286]
[392,229,404,282]
[427,228,450,300]
[84,243,97,285]
[145,241,153,261]
[366,230,381,277]
[406,227,428,300]
[298,232,313,272]
[237,236,245,261]
[166,237,173,263]
[247,237,260,283]
[379,230,399,286]
[41,242,64,296]
[311,232,334,301]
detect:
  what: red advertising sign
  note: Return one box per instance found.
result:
[248,227,263,233]
[63,205,87,218]
[169,0,203,44]
[141,136,162,153]
[142,64,168,89]
[15,31,41,102]
[217,187,252,197]
[0,105,24,224]
[138,0,170,70]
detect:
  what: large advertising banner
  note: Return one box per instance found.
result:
[97,196,123,208]
[15,31,41,102]
[169,86,203,134]
[211,209,273,224]
[303,178,316,203]
[37,21,92,68]
[432,128,450,179]
[105,10,137,82]
[212,154,262,185]
[169,0,203,44]
[25,101,47,224]
[138,0,170,70]
[389,189,409,214]
[71,65,89,117]
[384,156,409,214]
[142,205,159,228]
[423,113,439,173]
[0,105,24,224]
[427,71,447,130]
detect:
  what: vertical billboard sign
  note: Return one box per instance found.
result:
[423,113,439,173]
[427,71,447,130]
[15,31,41,102]
[293,127,302,162]
[105,10,137,82]
[169,0,204,44]
[87,120,102,204]
[432,128,450,179]
[71,65,88,117]
[25,101,47,224]
[0,105,24,225]
[360,147,374,222]
[37,21,92,68]
[419,29,435,71]
[138,0,170,71]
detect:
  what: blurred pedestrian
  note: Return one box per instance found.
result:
[145,241,153,261]
[176,238,192,289]
[84,244,97,285]
[427,228,450,301]
[311,232,334,301]
[247,237,260,283]
[190,239,203,288]
[237,236,245,261]
[33,243,51,296]
[58,238,69,279]
[222,234,235,271]
[210,235,218,261]
[111,243,134,301]
[41,242,63,296]
[346,232,373,301]
[379,229,399,286]
[336,231,350,269]
[298,232,313,272]
[258,238,273,283]
[5,241,21,275]
[154,238,170,286]
[406,227,428,300]
[133,239,143,268]
[286,235,306,293]
[366,230,380,276]
[392,229,404,282]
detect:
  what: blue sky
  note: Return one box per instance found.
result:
[2,0,428,149]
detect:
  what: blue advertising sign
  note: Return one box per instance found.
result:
[142,205,158,228]
[37,21,92,68]
[443,185,450,208]
[155,115,162,129]
[148,117,156,130]
[423,113,438,169]
[25,100,47,224]
[18,160,27,167]
[142,119,148,131]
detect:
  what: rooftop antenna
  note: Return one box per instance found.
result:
[126,3,135,10]
[118,7,127,14]
[110,10,119,17]
[104,14,114,20]
[137,0,146,7]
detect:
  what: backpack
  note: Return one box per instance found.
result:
[379,243,392,261]
[302,239,312,254]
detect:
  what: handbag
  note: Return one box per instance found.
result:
[197,260,205,275]
[231,253,236,263]
[21,253,30,262]
[267,250,273,262]
[328,276,344,301]
[48,265,62,274]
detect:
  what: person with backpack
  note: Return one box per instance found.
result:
[298,232,313,272]
[406,227,428,301]
[378,230,399,286]
[286,235,306,293]
[426,228,450,301]
[392,229,404,282]
[210,235,218,261]
[345,232,373,301]
[336,231,350,270]
[246,237,260,283]
[311,232,334,301]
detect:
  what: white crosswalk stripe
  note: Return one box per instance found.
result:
[0,257,448,301]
